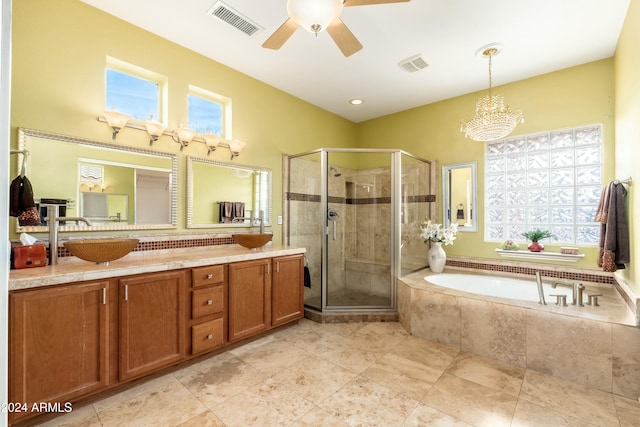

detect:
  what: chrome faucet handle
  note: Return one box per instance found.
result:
[573,282,585,307]
[550,294,568,307]
[586,293,603,307]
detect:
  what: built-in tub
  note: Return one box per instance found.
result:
[425,273,572,303]
[398,269,640,400]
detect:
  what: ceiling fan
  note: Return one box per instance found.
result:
[262,0,410,57]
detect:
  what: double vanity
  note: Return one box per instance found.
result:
[7,243,305,424]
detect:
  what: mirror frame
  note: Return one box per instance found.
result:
[17,128,178,233]
[442,162,478,232]
[186,156,272,229]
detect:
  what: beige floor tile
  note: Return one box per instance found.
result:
[511,399,598,427]
[361,352,441,400]
[614,395,640,427]
[177,410,226,427]
[389,335,459,371]
[93,374,208,427]
[519,369,619,427]
[35,404,101,427]
[290,406,351,427]
[445,351,525,396]
[319,376,419,427]
[612,323,640,398]
[235,339,310,376]
[210,378,315,427]
[174,352,268,407]
[318,339,385,374]
[403,404,473,427]
[422,373,517,427]
[270,354,358,404]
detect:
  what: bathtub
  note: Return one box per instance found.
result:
[424,273,572,303]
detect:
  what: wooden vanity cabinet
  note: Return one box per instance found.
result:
[271,255,304,327]
[228,258,272,343]
[190,265,227,355]
[118,270,187,381]
[9,280,111,423]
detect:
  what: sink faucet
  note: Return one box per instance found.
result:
[231,210,265,234]
[45,204,92,265]
[551,280,585,306]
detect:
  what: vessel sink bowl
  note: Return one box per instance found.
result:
[63,238,139,265]
[232,233,272,249]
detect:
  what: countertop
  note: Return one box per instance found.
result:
[9,244,306,291]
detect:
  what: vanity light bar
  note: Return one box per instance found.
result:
[97,116,245,159]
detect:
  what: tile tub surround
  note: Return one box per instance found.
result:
[29,319,640,427]
[399,269,640,401]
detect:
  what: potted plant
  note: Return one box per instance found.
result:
[522,229,555,252]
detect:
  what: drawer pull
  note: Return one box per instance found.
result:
[207,299,213,305]
[207,274,213,279]
[207,334,213,340]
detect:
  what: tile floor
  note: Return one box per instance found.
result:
[35,319,640,427]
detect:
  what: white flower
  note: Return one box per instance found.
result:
[419,219,459,246]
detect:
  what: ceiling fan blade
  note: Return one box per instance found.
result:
[326,18,363,57]
[262,18,299,50]
[344,0,410,7]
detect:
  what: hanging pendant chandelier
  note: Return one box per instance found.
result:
[460,46,524,142]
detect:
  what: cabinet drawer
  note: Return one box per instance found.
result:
[192,286,224,318]
[191,318,224,354]
[192,265,224,288]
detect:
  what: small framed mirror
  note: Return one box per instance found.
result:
[442,162,477,232]
[186,156,272,228]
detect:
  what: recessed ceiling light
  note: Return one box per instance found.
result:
[349,99,364,105]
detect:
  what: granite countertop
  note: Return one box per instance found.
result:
[9,244,306,291]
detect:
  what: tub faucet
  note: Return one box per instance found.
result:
[551,281,585,306]
[535,271,546,305]
[45,204,92,265]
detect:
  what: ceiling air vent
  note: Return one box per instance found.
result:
[207,1,263,36]
[398,54,429,73]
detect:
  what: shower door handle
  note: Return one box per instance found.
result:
[333,221,337,241]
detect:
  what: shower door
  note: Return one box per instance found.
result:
[324,150,394,309]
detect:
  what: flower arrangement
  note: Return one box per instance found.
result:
[420,219,459,246]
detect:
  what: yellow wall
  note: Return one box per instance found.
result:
[358,59,616,268]
[10,0,357,242]
[614,0,640,293]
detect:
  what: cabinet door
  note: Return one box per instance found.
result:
[272,255,304,327]
[9,281,109,422]
[228,259,271,342]
[119,270,186,381]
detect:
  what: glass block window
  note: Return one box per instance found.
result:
[485,125,602,246]
[188,85,231,137]
[105,57,166,122]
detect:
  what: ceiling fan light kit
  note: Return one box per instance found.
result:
[263,0,410,57]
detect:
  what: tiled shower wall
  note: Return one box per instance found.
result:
[287,156,433,305]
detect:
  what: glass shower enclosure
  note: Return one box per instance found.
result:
[285,149,435,314]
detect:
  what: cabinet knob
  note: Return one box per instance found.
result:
[207,274,213,279]
[207,299,213,305]
[207,334,213,340]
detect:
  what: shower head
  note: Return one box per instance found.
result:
[329,166,342,177]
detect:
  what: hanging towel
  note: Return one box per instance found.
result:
[595,182,630,272]
[9,175,41,225]
[304,266,311,288]
[233,202,245,220]
[219,201,233,223]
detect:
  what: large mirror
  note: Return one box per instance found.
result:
[16,128,178,232]
[442,162,477,232]
[187,156,271,228]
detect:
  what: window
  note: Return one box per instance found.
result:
[105,57,166,122]
[485,124,603,246]
[188,85,231,137]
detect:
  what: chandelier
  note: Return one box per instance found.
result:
[460,46,524,142]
